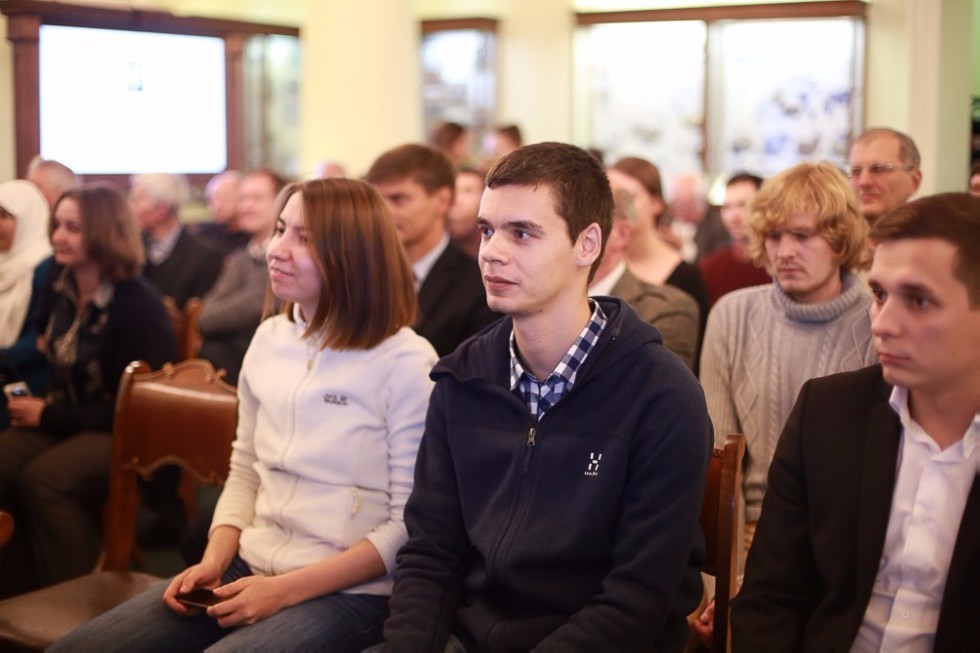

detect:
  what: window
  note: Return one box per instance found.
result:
[420,19,497,159]
[574,2,865,196]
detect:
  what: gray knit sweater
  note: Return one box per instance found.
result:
[700,271,876,521]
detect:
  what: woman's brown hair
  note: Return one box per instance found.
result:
[52,183,143,282]
[275,179,418,350]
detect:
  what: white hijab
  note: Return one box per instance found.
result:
[0,180,52,348]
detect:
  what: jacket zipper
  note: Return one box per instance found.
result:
[520,426,536,474]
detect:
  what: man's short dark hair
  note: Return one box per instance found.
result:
[246,168,289,196]
[495,124,523,147]
[870,192,979,306]
[727,173,764,190]
[486,142,612,280]
[365,144,455,195]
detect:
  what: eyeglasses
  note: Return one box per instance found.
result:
[844,163,916,178]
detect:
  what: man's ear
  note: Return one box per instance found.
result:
[433,186,453,216]
[576,222,602,270]
[909,168,923,195]
[651,196,666,221]
[607,219,631,251]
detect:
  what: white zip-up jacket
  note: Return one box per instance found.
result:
[211,312,437,595]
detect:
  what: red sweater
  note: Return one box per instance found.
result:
[698,245,771,308]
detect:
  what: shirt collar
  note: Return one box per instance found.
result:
[889,385,978,461]
[146,223,183,265]
[588,261,626,298]
[248,237,269,260]
[53,267,115,310]
[412,233,450,290]
[509,299,607,390]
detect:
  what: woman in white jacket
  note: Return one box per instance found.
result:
[53,178,438,652]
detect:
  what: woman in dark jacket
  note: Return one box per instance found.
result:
[0,183,174,593]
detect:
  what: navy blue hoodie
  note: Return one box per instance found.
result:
[386,297,711,652]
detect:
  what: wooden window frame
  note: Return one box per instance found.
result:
[575,1,866,25]
[1,0,299,184]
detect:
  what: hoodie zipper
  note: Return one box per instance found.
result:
[520,427,536,474]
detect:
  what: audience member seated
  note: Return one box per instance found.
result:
[733,193,979,652]
[664,171,731,263]
[0,181,53,431]
[590,188,700,370]
[366,144,498,356]
[847,127,922,224]
[384,143,710,651]
[25,157,79,210]
[694,161,877,645]
[22,159,79,335]
[198,169,287,385]
[0,184,174,595]
[52,178,437,653]
[447,167,484,258]
[428,121,470,168]
[131,173,223,308]
[698,173,772,307]
[606,157,710,367]
[195,170,250,257]
[700,161,876,559]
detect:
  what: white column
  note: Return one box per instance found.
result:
[496,0,573,144]
[300,0,422,178]
[866,0,973,193]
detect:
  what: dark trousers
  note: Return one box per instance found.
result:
[0,427,110,592]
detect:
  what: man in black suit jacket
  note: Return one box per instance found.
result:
[733,193,979,653]
[367,144,497,356]
[130,173,223,308]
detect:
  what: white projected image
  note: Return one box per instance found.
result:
[39,25,227,174]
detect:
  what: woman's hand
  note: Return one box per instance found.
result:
[207,575,293,627]
[162,560,225,615]
[7,397,45,428]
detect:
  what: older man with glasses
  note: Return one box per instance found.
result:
[846,127,922,225]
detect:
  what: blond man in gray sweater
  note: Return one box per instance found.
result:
[701,161,877,550]
[693,161,877,645]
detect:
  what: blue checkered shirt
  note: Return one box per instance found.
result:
[510,301,607,422]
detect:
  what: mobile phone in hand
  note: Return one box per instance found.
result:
[175,588,223,610]
[3,382,31,400]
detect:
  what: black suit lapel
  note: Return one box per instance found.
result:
[854,380,901,601]
[418,246,458,317]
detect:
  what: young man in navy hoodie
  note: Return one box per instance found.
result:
[384,142,712,652]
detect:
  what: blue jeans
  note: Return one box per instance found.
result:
[50,557,389,652]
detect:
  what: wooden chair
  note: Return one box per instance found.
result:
[0,359,238,651]
[162,296,217,519]
[162,296,204,362]
[698,433,745,653]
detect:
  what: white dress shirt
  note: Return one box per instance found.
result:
[852,386,978,652]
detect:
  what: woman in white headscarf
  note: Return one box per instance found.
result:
[0,180,54,430]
